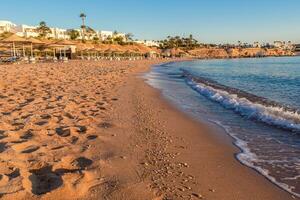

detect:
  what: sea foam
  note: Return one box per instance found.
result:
[182,69,300,133]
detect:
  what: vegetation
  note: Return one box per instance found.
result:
[125,33,134,41]
[159,34,200,50]
[36,21,52,38]
[67,29,80,40]
[113,36,126,45]
[85,26,96,40]
[101,31,127,45]
[92,36,100,44]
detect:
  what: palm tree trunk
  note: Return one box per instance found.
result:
[82,18,85,40]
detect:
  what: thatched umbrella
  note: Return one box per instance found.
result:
[49,40,76,59]
[1,34,28,57]
[26,37,44,58]
[75,42,94,58]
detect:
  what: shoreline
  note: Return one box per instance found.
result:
[137,61,296,200]
[0,59,296,199]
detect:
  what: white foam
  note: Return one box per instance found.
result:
[207,118,300,198]
[186,78,300,132]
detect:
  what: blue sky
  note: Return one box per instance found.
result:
[1,0,300,44]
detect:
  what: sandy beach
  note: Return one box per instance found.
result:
[0,60,296,200]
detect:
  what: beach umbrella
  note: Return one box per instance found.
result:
[1,34,28,57]
[25,37,44,58]
[50,40,76,59]
[40,48,52,57]
[54,39,75,46]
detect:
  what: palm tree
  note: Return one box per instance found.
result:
[79,13,87,40]
[125,33,134,42]
[36,21,51,38]
[67,29,80,40]
[113,30,118,37]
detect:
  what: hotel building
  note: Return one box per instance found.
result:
[0,20,16,33]
[0,20,125,41]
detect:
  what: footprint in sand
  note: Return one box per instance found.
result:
[55,127,71,137]
[11,140,27,144]
[99,107,107,111]
[29,166,63,195]
[11,122,25,131]
[98,122,113,129]
[51,146,65,151]
[76,126,87,134]
[20,130,34,140]
[0,131,7,140]
[70,136,79,144]
[0,169,23,195]
[86,135,98,140]
[0,142,7,153]
[21,145,40,154]
[1,112,11,116]
[64,113,75,119]
[6,168,20,179]
[35,121,48,126]
[71,157,93,170]
[40,114,51,120]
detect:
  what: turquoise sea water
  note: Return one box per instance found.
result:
[145,57,300,197]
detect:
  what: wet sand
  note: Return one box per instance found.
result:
[0,60,296,199]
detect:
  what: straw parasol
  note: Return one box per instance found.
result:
[48,40,75,58]
[53,39,75,46]
[25,37,44,58]
[1,34,28,57]
[26,37,44,44]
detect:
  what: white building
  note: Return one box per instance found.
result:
[15,24,39,38]
[0,20,16,34]
[253,42,261,48]
[114,32,125,38]
[0,19,128,42]
[49,28,70,40]
[274,41,285,49]
[99,31,113,40]
[75,29,103,40]
[286,41,294,50]
[135,40,160,47]
[273,41,294,50]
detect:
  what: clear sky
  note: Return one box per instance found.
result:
[1,0,299,44]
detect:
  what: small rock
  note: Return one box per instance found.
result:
[209,188,215,192]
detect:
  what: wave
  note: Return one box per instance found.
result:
[208,119,299,198]
[181,69,300,133]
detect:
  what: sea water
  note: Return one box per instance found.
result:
[145,57,300,197]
